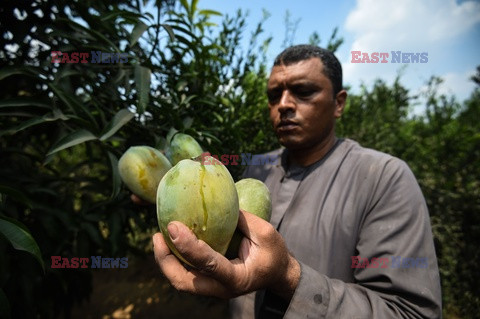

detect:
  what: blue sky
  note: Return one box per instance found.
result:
[203,0,480,106]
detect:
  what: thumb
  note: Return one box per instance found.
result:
[236,209,272,242]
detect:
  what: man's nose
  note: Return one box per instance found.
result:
[278,90,295,113]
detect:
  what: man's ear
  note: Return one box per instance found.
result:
[334,90,347,118]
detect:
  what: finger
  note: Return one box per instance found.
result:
[152,232,200,289]
[167,222,242,288]
[153,231,233,297]
[153,232,184,271]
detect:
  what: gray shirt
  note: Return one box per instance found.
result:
[229,138,442,318]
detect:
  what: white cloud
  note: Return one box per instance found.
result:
[427,70,477,100]
[344,0,480,50]
[427,0,480,41]
[340,0,480,104]
[408,70,477,116]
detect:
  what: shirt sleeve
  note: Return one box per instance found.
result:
[283,158,442,318]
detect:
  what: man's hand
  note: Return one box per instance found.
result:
[153,210,301,300]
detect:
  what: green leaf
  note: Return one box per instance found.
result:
[0,98,51,109]
[57,18,120,52]
[0,111,37,118]
[183,116,194,128]
[107,152,121,199]
[202,21,218,27]
[143,12,154,20]
[180,94,197,107]
[198,9,222,17]
[0,185,33,208]
[112,68,126,84]
[134,65,151,114]
[99,109,135,141]
[164,18,192,29]
[179,0,189,12]
[56,69,82,80]
[165,23,197,40]
[48,84,97,126]
[100,9,143,22]
[161,24,176,41]
[198,131,222,144]
[191,0,199,19]
[212,111,224,123]
[0,111,70,137]
[0,66,39,81]
[130,21,149,46]
[173,34,199,52]
[166,127,179,144]
[0,215,44,272]
[155,135,168,151]
[47,129,97,156]
[175,80,188,91]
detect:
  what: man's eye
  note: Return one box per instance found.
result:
[267,91,281,103]
[295,90,315,98]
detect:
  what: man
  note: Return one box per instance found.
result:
[152,45,442,318]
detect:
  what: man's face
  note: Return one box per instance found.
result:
[267,58,345,151]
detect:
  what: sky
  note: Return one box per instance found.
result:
[203,0,480,107]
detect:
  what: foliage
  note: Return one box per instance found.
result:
[0,0,276,317]
[415,78,480,317]
[0,0,479,318]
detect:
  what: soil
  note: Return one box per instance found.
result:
[71,255,229,319]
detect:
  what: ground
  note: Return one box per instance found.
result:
[71,255,228,319]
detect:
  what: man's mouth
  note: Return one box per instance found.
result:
[277,120,299,132]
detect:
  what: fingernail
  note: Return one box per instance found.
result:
[167,223,179,240]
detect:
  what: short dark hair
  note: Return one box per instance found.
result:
[273,45,343,96]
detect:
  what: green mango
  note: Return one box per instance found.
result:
[118,146,172,204]
[157,156,239,267]
[225,178,272,259]
[166,133,204,165]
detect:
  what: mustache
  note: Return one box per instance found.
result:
[277,119,299,127]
